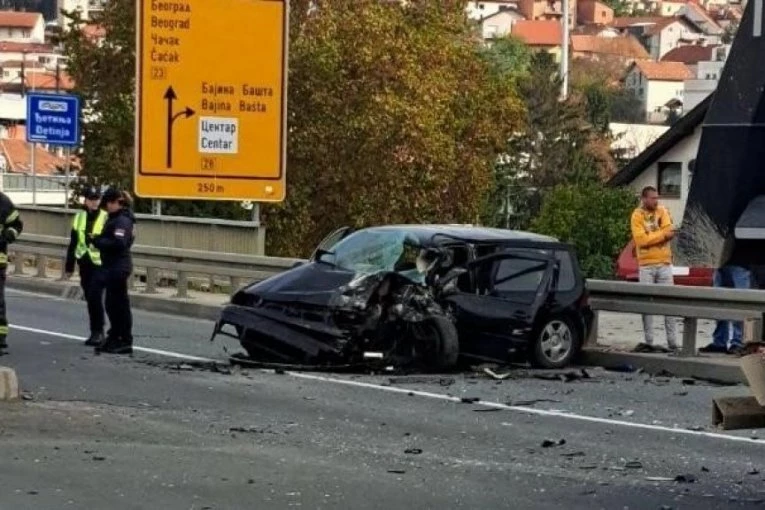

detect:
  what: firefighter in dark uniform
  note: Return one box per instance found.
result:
[65,186,108,346]
[0,192,22,352]
[92,188,135,355]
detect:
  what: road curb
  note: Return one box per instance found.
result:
[0,366,19,401]
[7,276,224,322]
[582,348,745,384]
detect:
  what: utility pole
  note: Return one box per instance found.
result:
[56,59,71,210]
[560,0,570,100]
[22,51,37,206]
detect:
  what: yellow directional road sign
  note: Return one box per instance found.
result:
[135,0,287,201]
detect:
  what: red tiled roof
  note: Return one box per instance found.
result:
[25,72,74,90]
[0,139,71,175]
[0,41,54,53]
[0,11,41,29]
[633,60,692,81]
[512,20,563,47]
[661,44,717,64]
[571,34,650,59]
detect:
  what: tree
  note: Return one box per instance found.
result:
[532,183,638,279]
[263,0,525,256]
[60,2,135,196]
[484,52,615,229]
[722,21,739,44]
[479,35,532,82]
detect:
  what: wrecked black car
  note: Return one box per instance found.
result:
[211,225,593,369]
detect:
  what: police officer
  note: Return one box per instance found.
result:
[0,192,22,352]
[65,186,108,346]
[92,188,135,355]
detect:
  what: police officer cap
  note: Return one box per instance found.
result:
[83,186,101,200]
[101,187,123,203]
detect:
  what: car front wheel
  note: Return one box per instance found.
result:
[530,316,580,369]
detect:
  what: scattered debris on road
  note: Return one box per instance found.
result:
[404,448,422,455]
[509,399,561,407]
[624,460,643,469]
[460,397,480,404]
[674,474,697,483]
[541,439,566,448]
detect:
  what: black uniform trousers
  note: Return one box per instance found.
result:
[0,265,7,344]
[101,269,133,343]
[79,257,105,335]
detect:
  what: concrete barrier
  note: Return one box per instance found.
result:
[0,366,19,401]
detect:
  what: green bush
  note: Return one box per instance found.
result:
[531,183,638,280]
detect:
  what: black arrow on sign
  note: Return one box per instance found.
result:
[164,86,195,168]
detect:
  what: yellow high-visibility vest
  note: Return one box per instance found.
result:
[73,209,108,265]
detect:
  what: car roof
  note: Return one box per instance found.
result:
[361,224,560,245]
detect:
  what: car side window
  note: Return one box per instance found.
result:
[554,251,576,291]
[493,257,547,292]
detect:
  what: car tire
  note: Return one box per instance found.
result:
[529,315,581,369]
[414,316,459,370]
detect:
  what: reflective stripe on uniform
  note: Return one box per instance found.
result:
[4,210,18,224]
[74,210,107,265]
[0,253,8,264]
[5,227,18,241]
[0,325,9,335]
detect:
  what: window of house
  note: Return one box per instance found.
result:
[657,162,682,197]
[22,30,30,38]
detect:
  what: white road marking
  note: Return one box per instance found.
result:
[11,324,217,363]
[12,322,765,446]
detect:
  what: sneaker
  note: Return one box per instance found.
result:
[699,343,728,354]
[84,332,105,347]
[633,343,657,353]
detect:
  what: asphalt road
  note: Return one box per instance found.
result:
[3,288,765,510]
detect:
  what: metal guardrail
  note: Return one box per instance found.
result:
[10,234,301,297]
[3,174,69,191]
[9,234,765,358]
[586,280,765,357]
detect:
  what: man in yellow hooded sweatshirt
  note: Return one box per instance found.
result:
[630,186,677,352]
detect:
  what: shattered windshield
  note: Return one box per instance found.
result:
[318,229,424,276]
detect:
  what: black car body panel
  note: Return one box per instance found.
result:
[211,225,593,368]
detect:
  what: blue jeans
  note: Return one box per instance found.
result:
[711,265,751,348]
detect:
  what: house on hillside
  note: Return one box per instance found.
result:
[577,0,614,25]
[0,11,45,43]
[467,0,519,19]
[0,138,74,175]
[573,23,620,37]
[678,3,724,42]
[683,44,729,110]
[479,9,525,40]
[661,43,719,74]
[571,34,650,64]
[624,60,692,123]
[614,16,703,59]
[516,0,577,28]
[609,94,711,223]
[511,19,563,60]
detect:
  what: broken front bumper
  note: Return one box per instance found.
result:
[211,304,354,364]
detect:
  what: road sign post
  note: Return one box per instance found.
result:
[135,0,289,202]
[26,93,81,207]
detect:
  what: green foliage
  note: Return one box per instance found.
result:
[484,52,613,230]
[480,35,532,81]
[532,183,638,279]
[264,0,524,256]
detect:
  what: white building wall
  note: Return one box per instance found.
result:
[627,125,702,223]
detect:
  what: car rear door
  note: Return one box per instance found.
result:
[445,249,556,360]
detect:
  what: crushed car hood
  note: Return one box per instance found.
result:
[238,262,357,307]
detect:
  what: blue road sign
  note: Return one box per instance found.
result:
[26,93,81,146]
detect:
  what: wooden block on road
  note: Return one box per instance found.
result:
[0,366,19,401]
[713,396,765,430]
